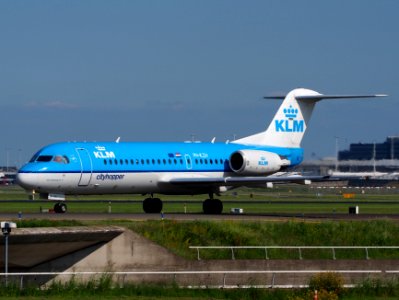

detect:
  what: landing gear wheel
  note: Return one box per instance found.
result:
[203,199,223,214]
[54,202,67,213]
[143,198,163,213]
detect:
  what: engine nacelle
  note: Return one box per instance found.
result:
[229,150,290,175]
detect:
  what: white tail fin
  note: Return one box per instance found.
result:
[234,88,387,148]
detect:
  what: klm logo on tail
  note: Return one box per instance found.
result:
[275,105,304,133]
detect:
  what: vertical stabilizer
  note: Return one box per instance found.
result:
[233,88,386,148]
[234,88,320,148]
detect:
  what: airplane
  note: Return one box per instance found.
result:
[16,88,387,214]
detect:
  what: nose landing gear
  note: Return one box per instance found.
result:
[54,202,67,213]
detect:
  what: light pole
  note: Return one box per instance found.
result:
[335,136,339,172]
[373,141,377,174]
[17,149,22,169]
[334,136,347,172]
[1,221,17,286]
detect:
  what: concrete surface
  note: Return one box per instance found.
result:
[0,226,123,270]
[0,226,397,287]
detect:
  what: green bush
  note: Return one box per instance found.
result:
[308,272,343,296]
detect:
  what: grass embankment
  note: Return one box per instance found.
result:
[1,277,399,300]
[129,219,399,260]
[13,218,399,260]
[12,218,399,260]
[6,219,399,299]
[1,277,399,299]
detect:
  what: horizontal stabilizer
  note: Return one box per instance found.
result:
[296,94,388,101]
[264,94,388,101]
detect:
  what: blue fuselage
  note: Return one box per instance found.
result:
[17,141,303,195]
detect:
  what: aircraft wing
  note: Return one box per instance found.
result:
[167,174,337,187]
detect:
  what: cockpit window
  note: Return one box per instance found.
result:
[53,155,70,164]
[29,154,39,163]
[36,155,53,162]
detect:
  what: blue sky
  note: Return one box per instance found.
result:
[0,1,398,167]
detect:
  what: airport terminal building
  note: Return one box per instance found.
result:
[338,136,399,161]
[294,136,399,187]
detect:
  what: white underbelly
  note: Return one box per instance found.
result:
[18,171,226,195]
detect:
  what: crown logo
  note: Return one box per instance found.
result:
[283,105,298,119]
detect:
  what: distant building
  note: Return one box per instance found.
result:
[338,136,399,161]
[0,166,17,185]
[293,137,399,187]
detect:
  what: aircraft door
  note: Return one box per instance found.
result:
[76,148,93,186]
[184,154,192,170]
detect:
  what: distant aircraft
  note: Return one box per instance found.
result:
[16,88,386,213]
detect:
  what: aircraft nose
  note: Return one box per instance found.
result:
[16,172,35,190]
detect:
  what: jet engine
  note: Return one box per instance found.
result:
[229,150,290,175]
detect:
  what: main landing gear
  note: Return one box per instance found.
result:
[142,194,224,214]
[202,194,223,214]
[143,197,163,213]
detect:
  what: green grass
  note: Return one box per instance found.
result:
[0,278,302,299]
[2,185,399,298]
[1,278,399,299]
[127,219,399,260]
[10,218,399,260]
[16,219,85,227]
[2,185,399,214]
